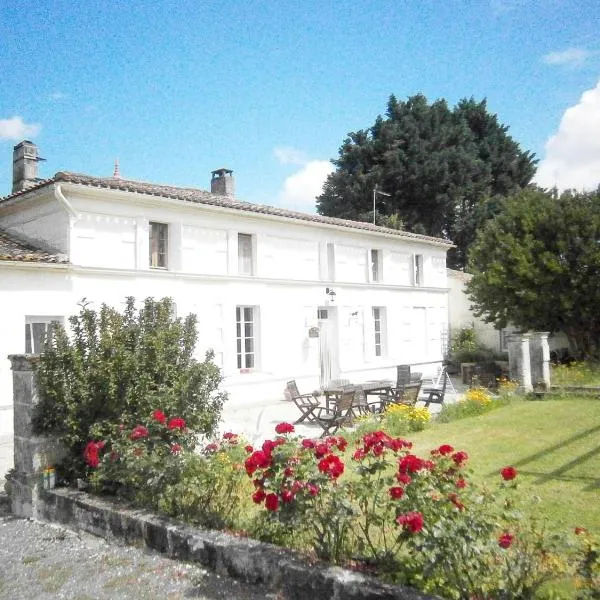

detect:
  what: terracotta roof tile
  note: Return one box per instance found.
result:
[0,228,68,263]
[2,171,453,247]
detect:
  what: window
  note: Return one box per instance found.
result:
[326,243,335,280]
[370,249,382,282]
[413,254,424,286]
[149,222,168,268]
[372,307,387,357]
[25,316,64,353]
[238,233,254,275]
[236,306,256,369]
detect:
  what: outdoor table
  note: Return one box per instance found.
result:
[323,380,394,412]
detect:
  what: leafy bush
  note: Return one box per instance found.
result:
[437,388,510,423]
[552,361,600,387]
[449,326,505,365]
[34,297,226,482]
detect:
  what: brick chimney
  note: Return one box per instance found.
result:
[12,140,45,194]
[210,168,234,197]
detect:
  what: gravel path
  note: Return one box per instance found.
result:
[0,495,278,600]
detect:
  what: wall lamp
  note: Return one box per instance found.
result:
[325,287,336,301]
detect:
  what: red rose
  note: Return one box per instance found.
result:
[500,466,518,481]
[281,489,294,503]
[265,493,279,511]
[389,486,405,499]
[245,444,254,453]
[318,454,345,479]
[452,451,469,466]
[353,448,366,461]
[152,409,166,424]
[130,425,149,441]
[205,443,219,453]
[170,443,182,455]
[275,422,295,434]
[83,440,104,468]
[314,443,329,458]
[455,477,467,489]
[398,454,428,474]
[252,489,266,504]
[575,527,587,536]
[397,511,424,533]
[244,450,272,476]
[396,473,412,485]
[436,444,454,456]
[498,532,514,549]
[301,438,315,449]
[262,439,276,455]
[223,432,239,444]
[167,417,186,431]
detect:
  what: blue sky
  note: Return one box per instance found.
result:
[1,0,599,211]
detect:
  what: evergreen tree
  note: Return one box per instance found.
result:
[317,95,537,269]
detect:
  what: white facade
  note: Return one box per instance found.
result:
[0,174,451,435]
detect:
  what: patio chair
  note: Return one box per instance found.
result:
[286,380,320,424]
[312,387,357,437]
[389,380,423,407]
[421,367,448,408]
[396,364,411,388]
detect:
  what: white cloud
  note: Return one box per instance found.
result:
[0,116,41,140]
[278,160,334,213]
[542,47,591,67]
[274,146,307,166]
[534,80,600,191]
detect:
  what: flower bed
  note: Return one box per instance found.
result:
[80,416,599,599]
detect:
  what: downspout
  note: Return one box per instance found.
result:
[53,183,78,219]
[54,183,78,258]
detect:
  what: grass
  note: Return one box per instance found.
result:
[407,394,600,532]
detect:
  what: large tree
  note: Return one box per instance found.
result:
[317,95,537,268]
[467,187,600,356]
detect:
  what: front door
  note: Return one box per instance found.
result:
[318,306,339,388]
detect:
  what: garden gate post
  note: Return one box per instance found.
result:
[8,354,64,518]
[506,333,533,392]
[529,332,551,390]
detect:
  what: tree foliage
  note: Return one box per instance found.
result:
[34,297,226,481]
[317,94,536,268]
[467,187,600,356]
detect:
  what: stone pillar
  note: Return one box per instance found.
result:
[9,354,64,518]
[530,332,551,390]
[506,333,533,392]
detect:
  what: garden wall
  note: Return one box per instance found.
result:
[8,354,435,600]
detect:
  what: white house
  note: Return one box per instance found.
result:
[0,141,452,435]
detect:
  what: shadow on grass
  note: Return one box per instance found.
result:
[487,424,600,490]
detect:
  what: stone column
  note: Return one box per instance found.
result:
[530,332,551,390]
[9,354,64,518]
[506,333,533,392]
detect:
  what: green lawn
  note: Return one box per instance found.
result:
[407,395,600,532]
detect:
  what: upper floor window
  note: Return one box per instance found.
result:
[372,307,387,357]
[370,249,382,282]
[413,254,424,286]
[149,222,168,269]
[236,306,257,370]
[326,243,336,281]
[25,316,64,353]
[238,233,254,275]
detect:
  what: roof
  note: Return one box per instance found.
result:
[0,228,68,263]
[1,171,453,247]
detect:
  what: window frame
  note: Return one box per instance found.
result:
[372,306,387,358]
[413,253,424,286]
[369,248,382,282]
[25,316,64,354]
[238,233,255,276]
[149,221,169,269]
[236,305,257,371]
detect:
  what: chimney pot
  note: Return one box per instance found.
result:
[210,168,234,197]
[12,140,45,194]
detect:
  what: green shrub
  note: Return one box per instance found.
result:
[438,392,510,423]
[34,297,226,482]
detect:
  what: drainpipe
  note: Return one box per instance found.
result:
[53,183,78,219]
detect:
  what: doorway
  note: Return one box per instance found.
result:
[317,306,340,388]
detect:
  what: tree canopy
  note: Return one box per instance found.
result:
[316,94,537,268]
[467,187,600,356]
